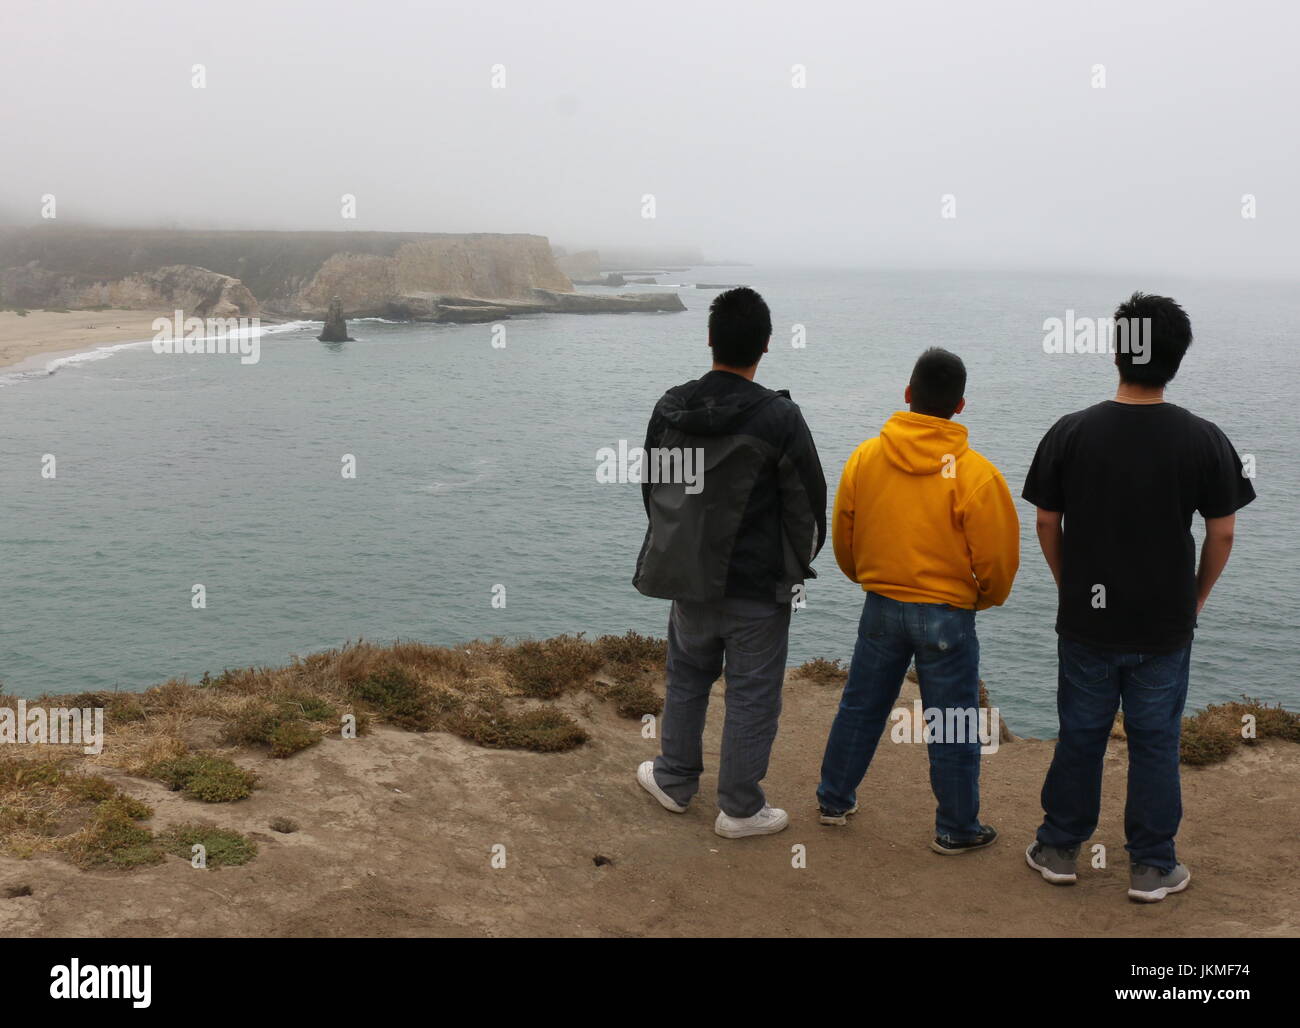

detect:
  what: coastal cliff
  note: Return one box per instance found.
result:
[1,639,1295,938]
[0,227,686,323]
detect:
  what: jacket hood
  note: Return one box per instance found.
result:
[659,372,783,437]
[880,410,970,474]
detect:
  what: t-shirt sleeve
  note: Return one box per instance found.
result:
[1021,422,1065,512]
[1197,423,1257,518]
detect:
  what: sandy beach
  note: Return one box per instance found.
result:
[0,309,172,372]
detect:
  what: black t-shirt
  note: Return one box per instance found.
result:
[1022,401,1255,653]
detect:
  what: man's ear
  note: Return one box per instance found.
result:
[954,397,966,415]
[763,336,770,354]
[904,384,912,405]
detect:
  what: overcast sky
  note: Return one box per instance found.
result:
[2,0,1297,278]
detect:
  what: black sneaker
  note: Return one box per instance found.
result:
[930,824,998,855]
[818,802,859,826]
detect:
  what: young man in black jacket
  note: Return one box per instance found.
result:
[633,287,827,838]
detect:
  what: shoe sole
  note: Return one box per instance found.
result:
[636,763,686,813]
[1128,870,1191,903]
[819,803,859,826]
[929,835,997,855]
[1025,843,1078,884]
[714,814,790,839]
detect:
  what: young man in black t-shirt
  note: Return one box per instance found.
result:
[1022,292,1255,903]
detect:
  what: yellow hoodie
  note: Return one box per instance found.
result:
[833,411,1019,610]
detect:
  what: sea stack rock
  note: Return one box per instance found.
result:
[317,296,353,342]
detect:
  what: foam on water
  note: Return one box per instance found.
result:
[0,319,314,387]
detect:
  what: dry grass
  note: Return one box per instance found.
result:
[0,632,667,867]
[795,658,848,686]
[1180,696,1300,765]
[1108,697,1299,765]
[0,752,161,868]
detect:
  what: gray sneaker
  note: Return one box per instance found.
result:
[1025,841,1079,884]
[1128,862,1191,903]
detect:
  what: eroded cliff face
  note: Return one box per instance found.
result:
[292,235,573,316]
[0,228,575,318]
[0,260,257,316]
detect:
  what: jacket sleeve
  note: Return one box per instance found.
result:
[778,403,828,569]
[641,403,664,517]
[963,471,1021,610]
[832,448,860,582]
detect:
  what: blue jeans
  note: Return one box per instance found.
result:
[1037,637,1190,872]
[818,592,983,841]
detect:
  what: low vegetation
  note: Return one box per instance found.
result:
[146,753,258,802]
[0,632,668,869]
[1179,696,1300,766]
[794,658,848,685]
[158,823,258,868]
[0,753,255,870]
[1,641,1297,878]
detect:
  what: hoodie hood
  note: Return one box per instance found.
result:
[659,371,783,437]
[880,410,970,475]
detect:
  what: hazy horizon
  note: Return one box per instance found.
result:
[2,0,1297,280]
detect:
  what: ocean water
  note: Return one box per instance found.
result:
[0,268,1293,737]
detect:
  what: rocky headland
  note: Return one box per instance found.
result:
[0,227,686,325]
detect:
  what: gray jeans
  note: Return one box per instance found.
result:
[652,597,792,818]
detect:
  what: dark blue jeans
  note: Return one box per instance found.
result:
[818,592,983,841]
[1037,637,1191,872]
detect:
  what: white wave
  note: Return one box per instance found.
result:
[0,318,315,387]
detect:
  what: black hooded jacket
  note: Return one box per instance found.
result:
[634,370,827,604]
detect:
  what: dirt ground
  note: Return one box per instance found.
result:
[1,677,1295,937]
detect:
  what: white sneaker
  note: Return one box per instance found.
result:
[714,804,789,838]
[637,760,687,813]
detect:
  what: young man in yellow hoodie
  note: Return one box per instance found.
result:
[817,348,1019,853]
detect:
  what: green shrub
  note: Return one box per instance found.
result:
[349,667,437,731]
[607,680,662,720]
[1181,697,1300,765]
[147,753,257,802]
[456,706,588,752]
[505,635,604,698]
[62,801,162,870]
[159,823,257,868]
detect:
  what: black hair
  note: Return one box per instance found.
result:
[1113,291,1192,387]
[909,347,967,419]
[708,287,771,367]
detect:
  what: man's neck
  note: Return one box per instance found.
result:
[712,362,758,382]
[1114,382,1165,405]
